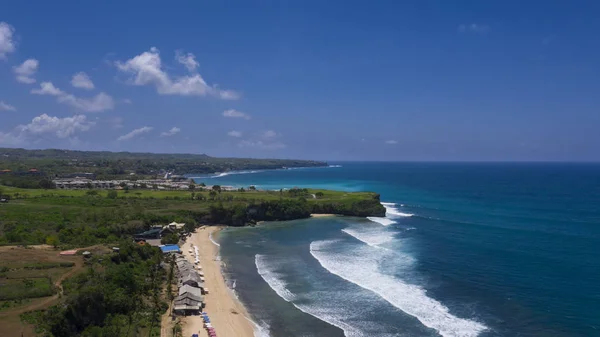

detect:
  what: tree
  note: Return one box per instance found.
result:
[315,191,324,199]
[199,182,206,187]
[107,190,118,199]
[188,183,196,191]
[123,185,130,193]
[46,235,60,248]
[39,178,56,189]
[161,233,179,245]
[249,185,256,191]
[191,192,196,200]
[208,190,217,199]
[238,187,245,192]
[86,182,93,189]
[212,185,222,193]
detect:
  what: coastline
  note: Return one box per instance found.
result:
[310,213,336,218]
[180,226,255,337]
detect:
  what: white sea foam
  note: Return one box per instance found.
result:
[329,165,343,168]
[368,202,414,226]
[342,227,394,247]
[209,232,221,247]
[382,202,414,217]
[366,217,396,226]
[255,254,365,337]
[310,240,488,337]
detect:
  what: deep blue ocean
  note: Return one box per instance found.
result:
[191,163,600,337]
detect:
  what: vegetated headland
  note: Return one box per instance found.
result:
[0,148,384,336]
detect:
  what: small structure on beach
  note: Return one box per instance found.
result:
[160,244,181,254]
[172,253,206,316]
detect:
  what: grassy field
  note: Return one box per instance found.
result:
[0,246,83,337]
[0,185,375,201]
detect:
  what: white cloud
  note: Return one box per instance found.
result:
[160,127,181,137]
[71,72,95,90]
[175,50,199,72]
[31,81,114,112]
[0,101,16,111]
[0,22,15,59]
[458,24,489,34]
[237,130,285,149]
[262,130,277,138]
[13,59,39,84]
[385,140,398,145]
[227,130,242,137]
[222,109,250,119]
[0,114,94,145]
[116,47,239,100]
[117,126,153,141]
[238,140,286,150]
[122,98,132,104]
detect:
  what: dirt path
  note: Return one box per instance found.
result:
[0,255,84,317]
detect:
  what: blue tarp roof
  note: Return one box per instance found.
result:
[160,245,181,253]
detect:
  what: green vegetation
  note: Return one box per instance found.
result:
[0,147,326,180]
[0,278,55,301]
[22,241,166,337]
[0,185,384,247]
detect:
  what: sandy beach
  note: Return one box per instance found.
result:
[310,213,336,218]
[180,226,255,337]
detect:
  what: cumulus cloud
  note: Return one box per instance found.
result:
[238,140,286,150]
[0,114,94,145]
[458,24,489,34]
[117,126,153,141]
[227,130,242,137]
[222,109,250,119]
[0,22,15,59]
[116,47,239,100]
[0,101,16,111]
[262,130,278,138]
[237,129,285,149]
[13,59,39,84]
[71,72,95,90]
[160,127,181,137]
[175,50,199,72]
[31,81,114,112]
[385,140,398,145]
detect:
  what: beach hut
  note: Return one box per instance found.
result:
[160,244,181,254]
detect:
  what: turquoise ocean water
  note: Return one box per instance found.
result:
[191,163,600,337]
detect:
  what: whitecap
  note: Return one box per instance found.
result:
[382,202,414,217]
[255,255,367,337]
[310,240,488,337]
[367,217,396,226]
[342,227,394,247]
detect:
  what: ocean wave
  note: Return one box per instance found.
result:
[329,165,343,168]
[310,240,488,337]
[209,232,221,247]
[382,202,414,217]
[366,217,396,226]
[368,202,413,226]
[255,254,366,337]
[342,227,394,247]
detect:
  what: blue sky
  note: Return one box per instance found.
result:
[1,1,600,161]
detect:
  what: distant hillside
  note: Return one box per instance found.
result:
[0,148,327,180]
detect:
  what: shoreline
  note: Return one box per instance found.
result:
[310,213,336,218]
[180,226,255,337]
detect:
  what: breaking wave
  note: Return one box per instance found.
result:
[310,240,488,337]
